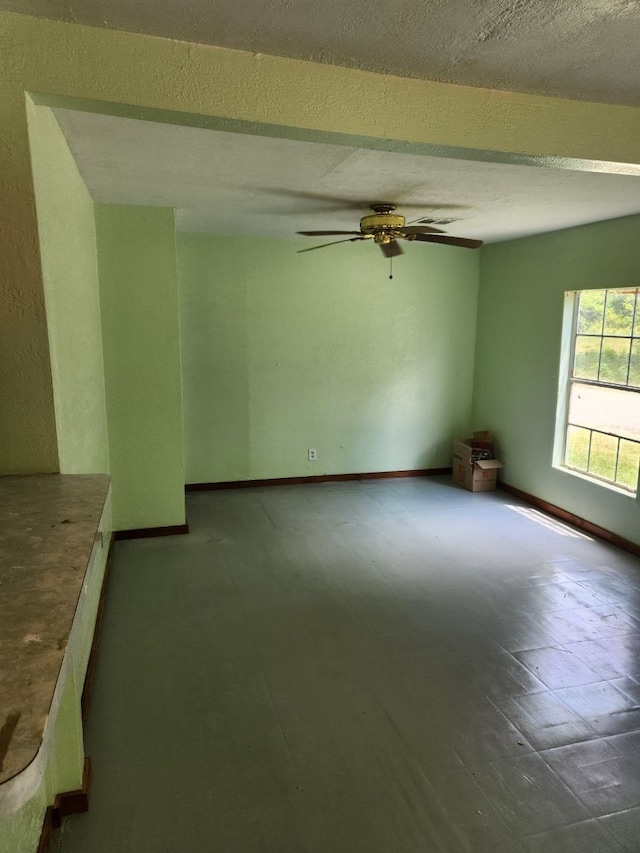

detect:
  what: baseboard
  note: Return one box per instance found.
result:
[114,522,189,540]
[499,481,640,558]
[37,807,55,853]
[36,757,93,849]
[185,468,452,491]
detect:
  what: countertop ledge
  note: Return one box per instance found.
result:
[0,473,110,786]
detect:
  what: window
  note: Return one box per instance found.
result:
[558,287,640,495]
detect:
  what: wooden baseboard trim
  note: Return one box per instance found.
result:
[114,523,189,540]
[499,481,640,558]
[50,757,92,829]
[186,468,452,492]
[37,807,55,853]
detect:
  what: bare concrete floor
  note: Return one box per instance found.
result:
[57,477,640,852]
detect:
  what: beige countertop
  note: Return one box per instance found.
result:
[0,473,110,785]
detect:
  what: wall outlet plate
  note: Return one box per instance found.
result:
[308,448,317,461]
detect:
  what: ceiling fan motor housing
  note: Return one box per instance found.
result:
[360,206,405,243]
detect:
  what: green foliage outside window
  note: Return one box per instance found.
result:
[574,289,640,386]
[565,288,640,493]
[566,427,640,490]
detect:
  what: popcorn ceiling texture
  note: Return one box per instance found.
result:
[1,11,640,474]
[1,0,639,106]
[49,108,640,244]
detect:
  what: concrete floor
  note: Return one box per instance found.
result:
[57,477,640,852]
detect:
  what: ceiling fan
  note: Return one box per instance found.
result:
[297,202,482,257]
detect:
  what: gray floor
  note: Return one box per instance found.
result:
[57,477,640,852]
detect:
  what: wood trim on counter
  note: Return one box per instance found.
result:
[37,758,92,851]
[53,757,92,826]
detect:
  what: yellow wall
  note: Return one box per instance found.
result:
[26,101,110,475]
[2,10,640,473]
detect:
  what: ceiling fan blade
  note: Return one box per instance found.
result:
[401,225,446,235]
[298,237,365,253]
[379,240,404,258]
[260,189,377,213]
[406,206,472,225]
[411,233,483,249]
[297,230,363,236]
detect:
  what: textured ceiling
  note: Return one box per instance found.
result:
[5,0,640,106]
[54,108,640,243]
[23,2,640,244]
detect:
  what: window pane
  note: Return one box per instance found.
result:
[565,425,590,471]
[617,439,640,491]
[630,340,640,388]
[562,289,640,494]
[588,431,618,480]
[577,290,605,334]
[569,383,640,442]
[604,290,636,336]
[573,336,601,379]
[599,337,631,384]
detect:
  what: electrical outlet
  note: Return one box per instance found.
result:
[308,448,317,461]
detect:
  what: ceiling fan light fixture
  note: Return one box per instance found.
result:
[373,232,394,244]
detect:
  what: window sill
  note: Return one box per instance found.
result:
[555,463,638,499]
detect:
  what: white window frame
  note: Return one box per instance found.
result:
[554,287,640,497]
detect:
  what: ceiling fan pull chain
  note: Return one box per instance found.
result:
[389,256,393,280]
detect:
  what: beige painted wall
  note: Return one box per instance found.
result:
[3,10,640,473]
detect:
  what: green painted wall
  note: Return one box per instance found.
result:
[26,102,109,475]
[3,11,640,473]
[96,205,185,530]
[473,215,640,546]
[178,233,479,483]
